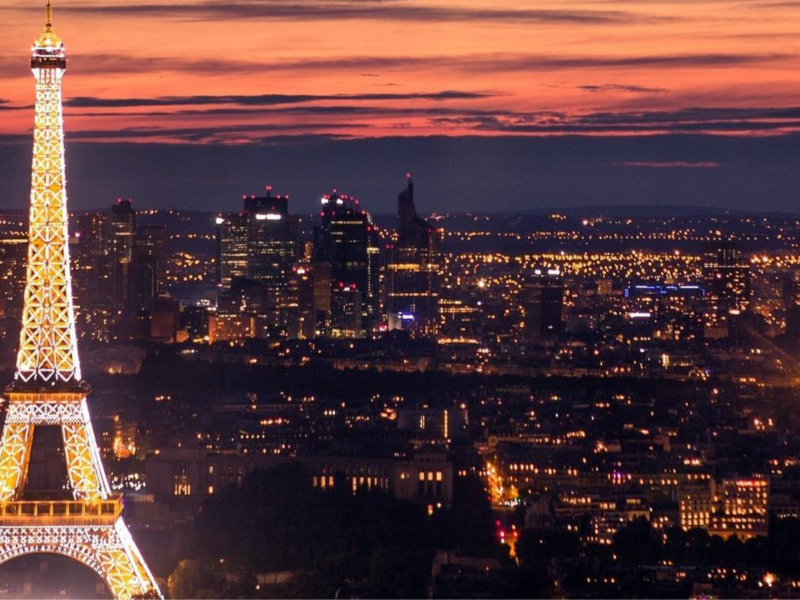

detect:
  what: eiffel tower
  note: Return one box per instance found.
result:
[0,3,161,598]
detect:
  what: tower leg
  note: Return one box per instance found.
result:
[0,422,33,502]
[61,399,111,501]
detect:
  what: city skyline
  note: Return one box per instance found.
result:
[1,1,800,212]
[4,4,800,598]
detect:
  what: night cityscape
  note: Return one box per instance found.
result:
[3,0,800,599]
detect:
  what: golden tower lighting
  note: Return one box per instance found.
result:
[0,3,162,598]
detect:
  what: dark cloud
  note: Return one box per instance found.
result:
[19,1,662,26]
[64,91,494,109]
[577,84,668,93]
[0,50,782,80]
[66,123,367,144]
[0,99,30,111]
[431,106,800,135]
[616,161,721,168]
[69,105,522,119]
[55,102,800,138]
[59,51,790,78]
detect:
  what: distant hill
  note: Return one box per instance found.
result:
[515,205,800,218]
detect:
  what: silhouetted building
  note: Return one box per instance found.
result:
[244,189,298,292]
[216,187,299,330]
[311,261,332,332]
[146,447,454,508]
[313,190,380,337]
[702,241,750,339]
[74,212,112,310]
[151,297,181,343]
[216,212,247,291]
[386,176,441,336]
[521,269,564,340]
[130,225,168,312]
[329,285,362,338]
[110,199,136,309]
[180,306,212,342]
[286,264,316,340]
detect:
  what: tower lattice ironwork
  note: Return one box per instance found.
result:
[0,4,162,598]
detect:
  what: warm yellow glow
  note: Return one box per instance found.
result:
[0,5,161,599]
[15,3,78,385]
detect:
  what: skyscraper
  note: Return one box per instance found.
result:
[313,190,381,337]
[130,224,168,312]
[521,269,565,341]
[286,264,316,340]
[74,212,113,309]
[244,188,298,292]
[216,212,248,291]
[386,176,442,335]
[216,187,299,331]
[702,241,750,339]
[72,212,115,342]
[110,198,136,309]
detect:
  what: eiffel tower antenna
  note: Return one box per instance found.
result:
[0,4,162,598]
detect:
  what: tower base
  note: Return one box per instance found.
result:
[0,508,161,599]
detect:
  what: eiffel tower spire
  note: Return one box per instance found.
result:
[16,0,76,387]
[0,4,162,598]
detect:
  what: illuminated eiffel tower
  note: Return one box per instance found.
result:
[0,3,162,598]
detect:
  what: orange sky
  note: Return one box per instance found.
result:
[1,0,800,143]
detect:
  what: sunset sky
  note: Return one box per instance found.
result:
[0,0,799,212]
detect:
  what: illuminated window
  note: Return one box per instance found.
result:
[174,474,191,496]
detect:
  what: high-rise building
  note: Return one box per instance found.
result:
[216,212,248,291]
[702,241,750,339]
[286,264,316,340]
[385,176,442,336]
[244,189,298,292]
[110,198,136,309]
[311,261,332,331]
[130,224,168,312]
[216,187,298,330]
[521,269,564,341]
[74,212,113,309]
[313,190,380,337]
